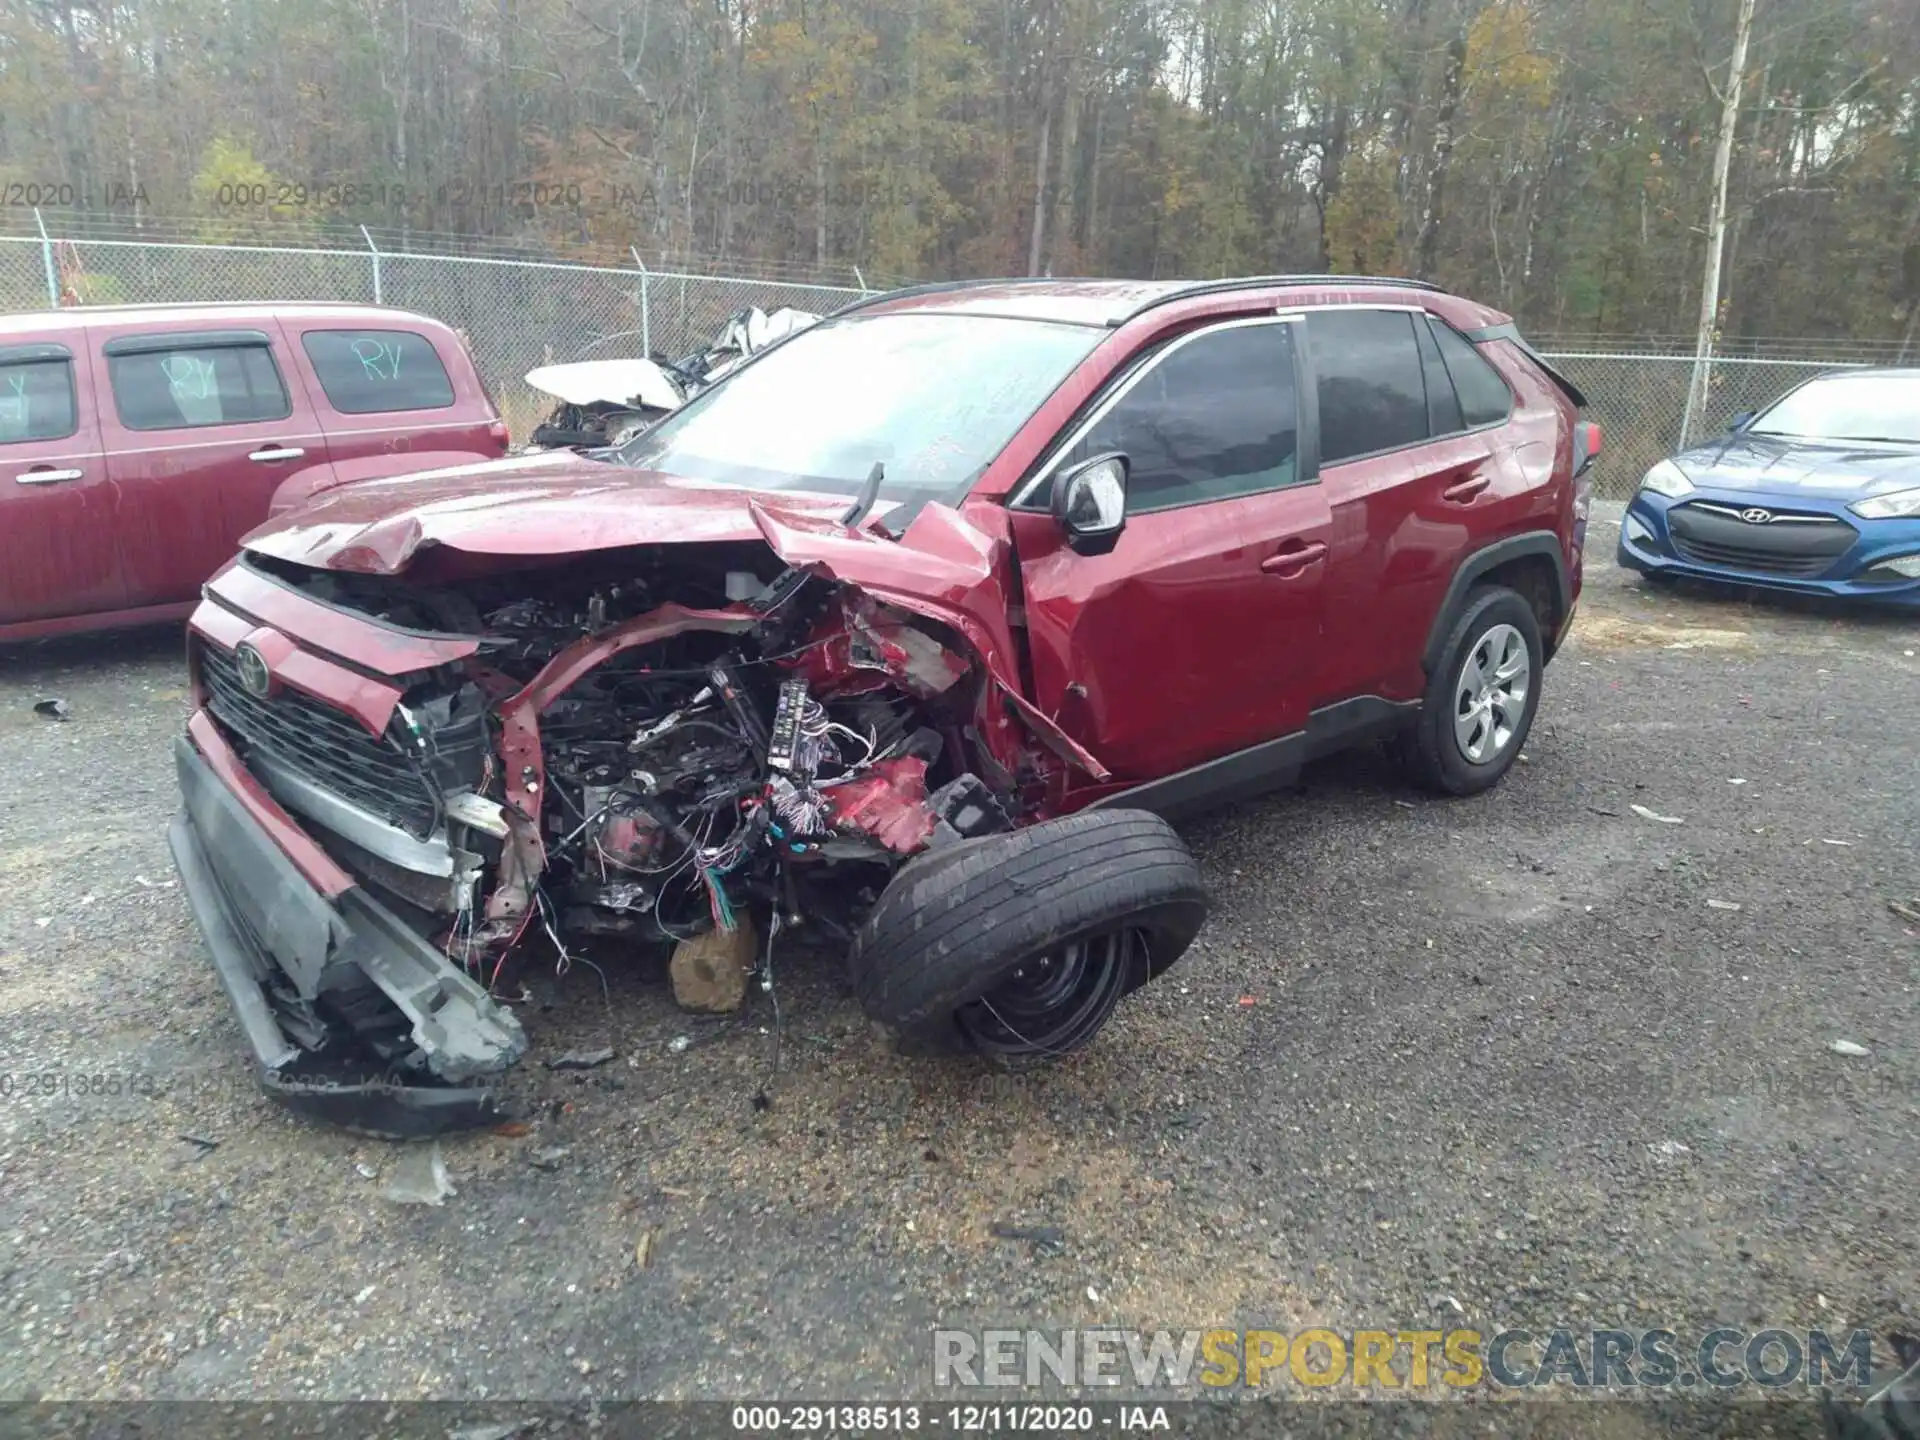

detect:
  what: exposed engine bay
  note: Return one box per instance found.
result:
[243,544,1021,980]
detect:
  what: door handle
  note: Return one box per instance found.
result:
[249,446,305,463]
[1443,474,1491,503]
[1260,540,1328,575]
[14,466,84,485]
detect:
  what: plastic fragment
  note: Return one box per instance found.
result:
[383,1142,456,1206]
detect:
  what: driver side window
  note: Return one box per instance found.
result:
[1056,321,1300,512]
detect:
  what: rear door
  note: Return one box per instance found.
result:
[0,338,120,626]
[1009,316,1332,782]
[289,320,498,466]
[99,326,329,608]
[1303,307,1513,704]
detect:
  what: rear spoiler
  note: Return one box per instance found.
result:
[1464,322,1587,408]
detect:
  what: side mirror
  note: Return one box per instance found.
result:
[1728,412,1755,433]
[1050,452,1128,556]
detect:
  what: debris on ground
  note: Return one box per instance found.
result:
[1828,1039,1872,1058]
[544,1047,615,1071]
[989,1221,1067,1255]
[527,1147,569,1172]
[355,1163,378,1180]
[177,1133,219,1154]
[1889,899,1920,925]
[1706,899,1742,911]
[383,1142,456,1206]
[667,1035,693,1054]
[1648,1139,1691,1161]
[635,1230,657,1268]
[32,698,69,721]
[670,920,757,1014]
[1630,803,1685,824]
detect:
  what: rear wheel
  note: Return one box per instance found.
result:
[1401,585,1542,796]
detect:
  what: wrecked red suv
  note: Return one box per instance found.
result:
[169,276,1596,1135]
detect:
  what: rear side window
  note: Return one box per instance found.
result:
[1414,318,1464,436]
[1430,321,1513,428]
[108,343,290,430]
[1306,310,1427,463]
[0,357,78,443]
[301,329,456,414]
[1054,321,1300,512]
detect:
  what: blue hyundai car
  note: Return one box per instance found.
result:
[1618,367,1920,608]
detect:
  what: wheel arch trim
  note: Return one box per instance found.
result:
[1421,530,1569,675]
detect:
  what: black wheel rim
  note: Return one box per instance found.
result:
[956,929,1137,1058]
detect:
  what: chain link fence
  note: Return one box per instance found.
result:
[1547,352,1863,500]
[0,215,1892,499]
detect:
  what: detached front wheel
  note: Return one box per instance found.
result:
[849,809,1208,1060]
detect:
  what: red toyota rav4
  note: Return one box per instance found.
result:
[0,301,508,642]
[168,277,1597,1134]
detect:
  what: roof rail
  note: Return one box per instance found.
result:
[1121,273,1443,322]
[821,272,1446,326]
[823,277,1015,319]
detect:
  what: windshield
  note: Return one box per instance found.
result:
[615,312,1102,516]
[1748,373,1920,444]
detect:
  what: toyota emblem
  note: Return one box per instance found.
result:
[234,642,274,699]
[1739,507,1773,525]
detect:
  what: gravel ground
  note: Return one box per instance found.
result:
[1,521,1915,1415]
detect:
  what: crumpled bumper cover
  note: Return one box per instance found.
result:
[169,732,527,1138]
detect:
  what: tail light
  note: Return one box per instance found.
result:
[1572,420,1601,479]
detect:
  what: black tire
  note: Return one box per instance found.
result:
[849,808,1208,1058]
[1402,585,1543,796]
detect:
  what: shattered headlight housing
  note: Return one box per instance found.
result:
[1638,460,1694,500]
[1850,486,1920,521]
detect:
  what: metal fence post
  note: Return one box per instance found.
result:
[632,248,651,358]
[854,266,870,297]
[32,208,58,307]
[361,225,383,305]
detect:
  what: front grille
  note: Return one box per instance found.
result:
[1669,537,1838,577]
[1668,503,1856,579]
[197,641,439,837]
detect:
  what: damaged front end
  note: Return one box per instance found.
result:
[172,527,1084,1135]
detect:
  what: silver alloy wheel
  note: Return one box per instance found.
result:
[1452,622,1530,764]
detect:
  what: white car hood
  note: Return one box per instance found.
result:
[524,358,683,411]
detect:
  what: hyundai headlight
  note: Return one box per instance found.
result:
[1639,460,1694,499]
[1850,487,1920,520]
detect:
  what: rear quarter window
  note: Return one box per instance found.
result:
[1430,321,1514,428]
[0,357,77,443]
[108,342,291,430]
[301,329,456,414]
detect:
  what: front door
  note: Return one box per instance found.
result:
[1010,316,1332,783]
[97,326,330,608]
[0,339,120,627]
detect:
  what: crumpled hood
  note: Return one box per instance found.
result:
[1677,434,1920,502]
[239,452,876,574]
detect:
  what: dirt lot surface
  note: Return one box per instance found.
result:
[1,520,1915,1416]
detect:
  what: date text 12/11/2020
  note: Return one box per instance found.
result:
[731,1406,1170,1432]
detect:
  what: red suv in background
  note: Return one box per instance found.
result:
[167,276,1597,1136]
[0,301,509,641]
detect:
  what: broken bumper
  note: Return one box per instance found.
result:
[169,727,527,1138]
